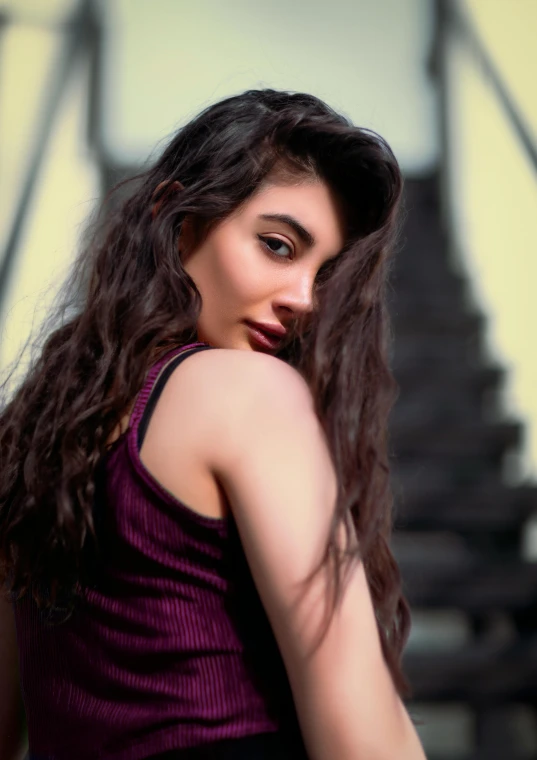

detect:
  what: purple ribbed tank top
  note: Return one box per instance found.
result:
[13,343,306,760]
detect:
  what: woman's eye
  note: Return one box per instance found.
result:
[258,235,293,259]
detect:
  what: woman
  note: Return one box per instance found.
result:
[0,90,426,759]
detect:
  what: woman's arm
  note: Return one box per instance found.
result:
[0,594,27,760]
[170,348,426,760]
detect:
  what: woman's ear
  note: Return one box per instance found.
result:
[151,179,184,219]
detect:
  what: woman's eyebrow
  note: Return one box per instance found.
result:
[258,213,316,247]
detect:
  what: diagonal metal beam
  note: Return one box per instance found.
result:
[445,0,537,178]
[0,0,97,318]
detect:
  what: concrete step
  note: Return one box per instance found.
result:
[398,551,537,612]
[391,420,521,462]
[393,483,536,533]
[393,310,484,338]
[393,363,504,398]
[405,635,537,700]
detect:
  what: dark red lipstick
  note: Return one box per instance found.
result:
[244,320,287,351]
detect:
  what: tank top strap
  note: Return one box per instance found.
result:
[129,342,213,452]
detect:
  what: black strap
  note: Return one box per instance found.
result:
[137,345,213,451]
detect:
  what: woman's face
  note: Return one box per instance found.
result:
[181,180,345,352]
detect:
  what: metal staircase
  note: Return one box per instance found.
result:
[390,174,537,760]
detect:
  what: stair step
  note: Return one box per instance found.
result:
[393,364,504,396]
[391,458,506,493]
[391,333,484,369]
[389,277,468,313]
[390,397,485,428]
[405,636,537,700]
[393,484,537,532]
[399,556,537,611]
[391,254,464,286]
[391,420,521,460]
[393,310,484,337]
[391,239,462,276]
[390,365,506,429]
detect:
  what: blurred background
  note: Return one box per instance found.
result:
[1,0,537,758]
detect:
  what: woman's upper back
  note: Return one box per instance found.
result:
[13,343,310,760]
[137,341,318,523]
[13,341,419,760]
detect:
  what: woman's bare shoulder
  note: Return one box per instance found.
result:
[169,347,313,415]
[148,348,316,474]
[179,346,302,380]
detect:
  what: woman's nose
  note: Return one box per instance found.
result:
[275,272,315,317]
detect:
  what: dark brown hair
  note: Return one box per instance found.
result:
[0,90,410,695]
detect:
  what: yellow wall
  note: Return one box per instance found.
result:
[3,0,537,479]
[0,0,436,377]
[446,0,537,477]
[0,16,99,374]
[466,0,537,142]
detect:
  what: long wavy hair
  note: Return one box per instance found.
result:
[0,89,410,695]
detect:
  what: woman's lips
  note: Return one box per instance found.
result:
[244,321,284,351]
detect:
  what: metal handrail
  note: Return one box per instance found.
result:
[441,0,537,176]
[0,0,97,313]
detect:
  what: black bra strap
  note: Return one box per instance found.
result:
[137,345,213,451]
